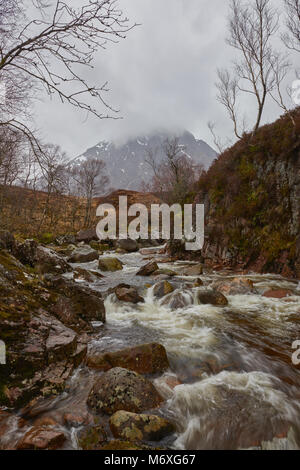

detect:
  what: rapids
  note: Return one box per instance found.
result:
[4,246,300,450]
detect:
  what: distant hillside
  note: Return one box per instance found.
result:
[194,109,300,278]
[72,131,217,191]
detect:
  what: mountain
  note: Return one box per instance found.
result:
[72,131,217,192]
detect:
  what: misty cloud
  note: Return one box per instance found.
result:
[33,0,296,158]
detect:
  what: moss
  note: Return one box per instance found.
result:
[38,232,55,245]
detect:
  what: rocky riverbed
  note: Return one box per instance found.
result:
[0,230,300,450]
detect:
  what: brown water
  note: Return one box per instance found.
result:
[3,247,300,450]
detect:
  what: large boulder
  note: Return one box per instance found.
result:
[87,367,163,415]
[76,228,98,243]
[153,281,174,299]
[45,276,106,330]
[213,277,255,295]
[17,426,66,450]
[115,285,144,304]
[68,246,99,264]
[197,290,228,306]
[98,257,123,272]
[109,411,175,442]
[117,239,138,252]
[136,261,159,276]
[87,343,169,374]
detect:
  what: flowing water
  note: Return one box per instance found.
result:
[3,247,300,450]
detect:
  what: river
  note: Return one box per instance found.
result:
[3,245,300,450]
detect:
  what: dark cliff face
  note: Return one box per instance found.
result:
[196,110,300,278]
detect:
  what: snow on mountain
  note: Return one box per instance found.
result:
[71,130,217,192]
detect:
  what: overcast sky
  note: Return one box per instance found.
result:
[33,0,295,158]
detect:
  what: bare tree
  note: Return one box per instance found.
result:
[0,1,135,151]
[37,143,68,230]
[145,138,204,204]
[217,0,285,137]
[283,0,300,52]
[207,121,231,154]
[72,158,109,227]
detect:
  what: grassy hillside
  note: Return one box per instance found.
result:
[196,108,300,277]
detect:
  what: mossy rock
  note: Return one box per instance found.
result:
[98,257,123,272]
[109,411,175,442]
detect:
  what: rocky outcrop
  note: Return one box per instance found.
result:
[14,240,71,274]
[45,275,106,331]
[87,343,170,374]
[109,411,175,442]
[87,367,163,415]
[0,248,99,407]
[194,111,300,278]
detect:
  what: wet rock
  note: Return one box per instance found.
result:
[213,278,255,295]
[153,281,174,299]
[98,257,123,272]
[197,290,228,306]
[17,426,66,450]
[137,261,159,276]
[0,230,15,252]
[68,246,99,263]
[76,228,98,243]
[117,239,138,252]
[87,343,169,374]
[161,291,193,309]
[46,276,106,330]
[154,268,177,277]
[263,289,293,299]
[179,264,203,276]
[109,411,175,442]
[87,367,163,415]
[115,286,144,304]
[77,424,107,450]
